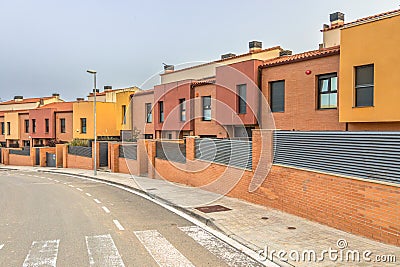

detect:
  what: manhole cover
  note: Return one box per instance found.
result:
[195,205,232,213]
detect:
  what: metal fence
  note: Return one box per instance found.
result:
[119,144,137,160]
[9,148,30,156]
[195,138,253,170]
[274,131,400,184]
[156,141,186,163]
[68,145,92,158]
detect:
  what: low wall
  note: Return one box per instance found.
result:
[152,133,400,247]
[118,158,138,175]
[8,153,32,166]
[39,147,56,167]
[66,154,93,170]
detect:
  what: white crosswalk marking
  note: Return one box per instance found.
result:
[85,234,125,267]
[0,244,4,250]
[179,226,263,267]
[22,239,60,267]
[134,230,194,267]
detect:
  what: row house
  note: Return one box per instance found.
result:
[133,9,400,140]
[73,86,139,141]
[153,42,285,139]
[0,94,63,147]
[131,89,155,139]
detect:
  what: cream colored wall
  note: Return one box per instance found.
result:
[131,92,154,138]
[0,96,62,111]
[4,112,20,140]
[160,48,281,84]
[322,28,341,48]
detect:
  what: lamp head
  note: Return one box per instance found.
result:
[86,70,97,74]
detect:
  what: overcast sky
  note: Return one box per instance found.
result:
[0,0,398,102]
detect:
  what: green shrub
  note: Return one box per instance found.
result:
[69,139,89,147]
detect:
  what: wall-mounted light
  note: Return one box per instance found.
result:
[305,70,312,75]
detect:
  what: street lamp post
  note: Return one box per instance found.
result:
[87,70,97,176]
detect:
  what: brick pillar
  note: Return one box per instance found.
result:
[3,149,9,165]
[147,140,156,178]
[63,145,68,168]
[30,147,36,166]
[137,139,148,176]
[39,148,46,167]
[110,143,119,173]
[252,129,261,172]
[185,136,196,161]
[56,144,64,168]
[92,142,100,170]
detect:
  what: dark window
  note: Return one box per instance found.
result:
[145,103,152,123]
[7,122,10,135]
[318,73,338,109]
[122,105,127,125]
[270,81,285,112]
[81,118,87,133]
[202,96,211,121]
[159,101,164,122]
[45,119,49,133]
[355,64,374,107]
[237,84,247,114]
[179,98,186,121]
[32,119,36,133]
[0,122,4,135]
[60,118,66,133]
[144,134,153,139]
[24,119,29,133]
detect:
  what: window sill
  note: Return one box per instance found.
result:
[352,105,374,108]
[317,107,337,110]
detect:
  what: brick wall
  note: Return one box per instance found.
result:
[39,147,56,167]
[66,154,93,170]
[151,133,400,246]
[261,54,346,131]
[118,158,138,175]
[8,153,32,166]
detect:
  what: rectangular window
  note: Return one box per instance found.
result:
[60,118,66,133]
[81,118,87,134]
[355,64,374,107]
[270,81,285,112]
[318,73,338,109]
[159,101,164,122]
[202,96,211,121]
[122,105,127,125]
[179,98,186,121]
[7,122,11,135]
[45,119,49,133]
[32,119,36,133]
[145,103,152,123]
[237,84,247,114]
[25,119,29,133]
[1,122,4,135]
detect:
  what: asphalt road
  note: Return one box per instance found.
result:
[0,169,264,267]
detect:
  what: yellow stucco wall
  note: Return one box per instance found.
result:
[339,15,400,122]
[116,91,135,131]
[4,112,20,140]
[73,102,119,139]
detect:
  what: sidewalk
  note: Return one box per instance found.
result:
[3,165,399,267]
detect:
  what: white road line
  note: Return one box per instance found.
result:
[54,180,59,183]
[113,220,125,231]
[180,226,264,267]
[94,199,101,204]
[47,178,53,181]
[134,230,194,267]
[22,239,60,267]
[0,244,4,250]
[102,206,110,213]
[85,234,125,267]
[68,185,74,188]
[85,193,92,197]
[76,188,83,191]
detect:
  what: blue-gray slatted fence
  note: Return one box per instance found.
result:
[119,144,137,160]
[273,131,400,184]
[68,145,92,158]
[156,141,186,163]
[9,148,30,156]
[195,138,252,170]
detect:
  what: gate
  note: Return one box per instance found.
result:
[46,153,56,167]
[35,148,40,165]
[99,142,109,167]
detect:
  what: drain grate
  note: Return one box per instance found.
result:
[195,205,232,213]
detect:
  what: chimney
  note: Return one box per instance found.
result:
[14,96,23,102]
[163,64,174,74]
[39,98,44,105]
[76,97,84,102]
[249,41,262,53]
[330,12,345,27]
[279,50,293,57]
[104,86,112,91]
[221,53,236,60]
[52,93,60,99]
